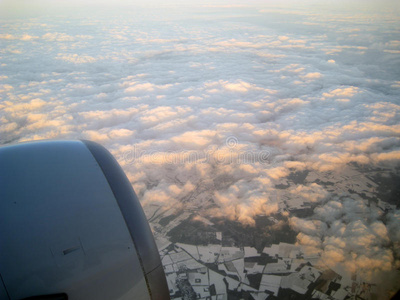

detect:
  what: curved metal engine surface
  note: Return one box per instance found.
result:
[0,140,169,300]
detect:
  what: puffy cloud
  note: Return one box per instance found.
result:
[211,179,279,226]
[291,195,398,284]
[322,86,359,98]
[140,106,192,127]
[21,34,39,41]
[0,33,16,40]
[171,130,216,149]
[0,84,14,92]
[372,150,400,162]
[3,98,46,113]
[314,201,343,223]
[321,245,346,267]
[0,121,18,133]
[289,217,327,237]
[296,232,322,248]
[56,53,97,63]
[265,166,290,180]
[300,72,323,80]
[42,32,74,41]
[289,183,329,203]
[386,211,400,243]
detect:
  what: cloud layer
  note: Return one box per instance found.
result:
[1,0,400,296]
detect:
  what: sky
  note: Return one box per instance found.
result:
[1,0,400,297]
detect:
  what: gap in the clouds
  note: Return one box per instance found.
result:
[166,213,296,253]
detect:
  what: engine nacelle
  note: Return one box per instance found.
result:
[0,140,169,300]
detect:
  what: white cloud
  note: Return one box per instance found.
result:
[56,53,97,63]
[211,179,279,226]
[42,32,74,41]
[0,33,16,39]
[322,86,359,99]
[300,72,323,80]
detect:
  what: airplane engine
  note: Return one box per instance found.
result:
[0,140,170,300]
